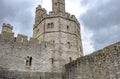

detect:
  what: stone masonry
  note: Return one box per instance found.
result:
[65,42,120,79]
[33,0,83,73]
[0,0,83,79]
[0,0,120,79]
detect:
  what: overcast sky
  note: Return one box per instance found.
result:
[0,0,120,55]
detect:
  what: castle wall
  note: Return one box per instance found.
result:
[0,67,65,79]
[65,42,120,79]
[0,31,65,79]
[0,31,56,72]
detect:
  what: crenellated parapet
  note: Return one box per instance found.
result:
[0,23,14,42]
[0,23,49,46]
[34,10,80,29]
[66,41,120,66]
[0,23,56,51]
[2,23,13,33]
[0,31,14,43]
[65,42,120,79]
[49,12,79,24]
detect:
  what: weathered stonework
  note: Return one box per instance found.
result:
[33,0,83,73]
[0,0,83,78]
[65,42,120,79]
[0,0,120,79]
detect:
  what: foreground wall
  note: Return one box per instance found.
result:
[65,42,120,79]
[0,31,54,72]
[0,67,64,79]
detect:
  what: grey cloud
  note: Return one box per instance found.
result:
[80,0,120,50]
[0,0,36,37]
[80,0,91,6]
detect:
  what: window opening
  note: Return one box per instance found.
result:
[26,56,29,66]
[67,42,71,48]
[47,23,54,28]
[29,57,32,66]
[52,58,54,64]
[25,56,33,66]
[67,25,69,30]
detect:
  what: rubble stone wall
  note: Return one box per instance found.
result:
[65,42,120,79]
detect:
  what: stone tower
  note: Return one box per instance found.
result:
[33,0,83,73]
[52,0,65,13]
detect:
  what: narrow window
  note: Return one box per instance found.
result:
[29,57,32,66]
[67,25,69,30]
[51,40,55,44]
[47,23,54,28]
[52,40,55,47]
[53,40,55,43]
[52,58,54,64]
[26,56,29,66]
[25,56,33,66]
[67,42,71,48]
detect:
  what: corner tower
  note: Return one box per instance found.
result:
[33,0,83,73]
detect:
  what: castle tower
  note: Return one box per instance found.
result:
[33,0,83,73]
[2,23,13,33]
[52,0,65,13]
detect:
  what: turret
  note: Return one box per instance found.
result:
[2,23,13,32]
[34,5,47,27]
[52,0,65,13]
[1,23,14,42]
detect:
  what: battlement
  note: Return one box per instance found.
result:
[49,12,77,21]
[36,5,46,13]
[34,10,79,29]
[0,23,55,48]
[0,24,35,44]
[2,23,13,32]
[67,41,120,65]
[65,42,120,79]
